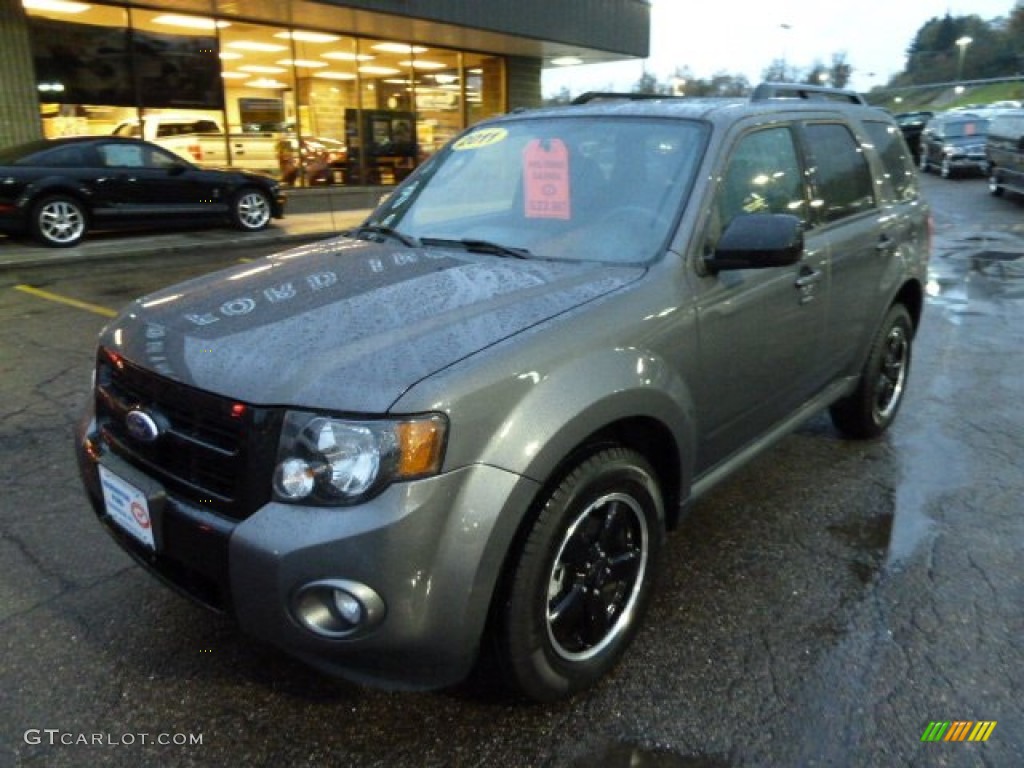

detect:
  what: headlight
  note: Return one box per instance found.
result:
[273,411,448,505]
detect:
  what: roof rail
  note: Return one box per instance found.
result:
[571,91,678,105]
[750,82,867,105]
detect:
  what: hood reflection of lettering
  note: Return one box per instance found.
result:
[103,240,642,412]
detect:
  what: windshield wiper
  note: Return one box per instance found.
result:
[421,237,532,259]
[342,224,420,248]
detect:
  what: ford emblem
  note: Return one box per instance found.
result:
[125,409,162,443]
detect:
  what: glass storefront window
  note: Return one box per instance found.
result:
[465,53,506,125]
[26,2,130,138]
[23,1,507,183]
[412,47,461,158]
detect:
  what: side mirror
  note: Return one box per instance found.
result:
[705,213,804,272]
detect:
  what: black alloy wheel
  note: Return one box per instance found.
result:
[495,446,664,702]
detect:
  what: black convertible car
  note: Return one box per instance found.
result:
[0,136,286,247]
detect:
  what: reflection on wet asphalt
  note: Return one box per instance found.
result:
[567,744,731,768]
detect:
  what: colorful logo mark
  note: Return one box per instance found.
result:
[921,721,997,742]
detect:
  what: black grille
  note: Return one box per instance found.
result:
[95,348,282,520]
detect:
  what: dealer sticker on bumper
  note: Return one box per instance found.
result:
[98,465,155,551]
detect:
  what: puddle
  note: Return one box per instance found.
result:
[565,744,731,768]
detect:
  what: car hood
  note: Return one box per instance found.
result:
[99,238,644,412]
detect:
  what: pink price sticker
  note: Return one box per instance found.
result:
[523,139,571,220]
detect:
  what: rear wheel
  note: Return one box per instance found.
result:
[830,304,913,439]
[230,188,272,231]
[31,195,87,247]
[494,446,664,702]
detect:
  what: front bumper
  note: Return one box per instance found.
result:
[76,412,540,690]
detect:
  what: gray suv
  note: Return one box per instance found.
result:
[75,84,930,702]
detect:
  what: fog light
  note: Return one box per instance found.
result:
[292,579,385,638]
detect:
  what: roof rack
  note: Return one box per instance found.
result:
[571,92,679,105]
[750,82,867,105]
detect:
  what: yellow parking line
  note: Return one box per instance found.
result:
[14,284,118,318]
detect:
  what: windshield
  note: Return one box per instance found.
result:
[371,116,707,265]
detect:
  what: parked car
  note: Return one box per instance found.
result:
[917,112,989,178]
[0,136,285,247]
[985,108,1024,198]
[75,84,930,702]
[113,115,281,175]
[894,110,933,157]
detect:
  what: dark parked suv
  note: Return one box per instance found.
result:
[75,84,930,702]
[986,108,1024,197]
[917,111,989,178]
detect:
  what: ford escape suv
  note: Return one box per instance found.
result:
[76,84,930,702]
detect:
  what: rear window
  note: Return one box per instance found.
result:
[863,121,917,203]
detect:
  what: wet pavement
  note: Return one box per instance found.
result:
[1,174,1022,767]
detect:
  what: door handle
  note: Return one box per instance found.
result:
[795,266,822,305]
[794,268,822,288]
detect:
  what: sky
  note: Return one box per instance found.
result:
[542,0,1015,95]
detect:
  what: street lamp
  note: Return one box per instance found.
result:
[956,36,973,81]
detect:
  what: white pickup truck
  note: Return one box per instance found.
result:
[111,116,281,176]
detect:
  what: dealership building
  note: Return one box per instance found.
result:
[0,0,649,185]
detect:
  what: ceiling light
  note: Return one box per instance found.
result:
[239,65,287,74]
[358,66,400,75]
[277,59,327,68]
[274,30,340,44]
[322,51,374,61]
[152,14,228,30]
[219,51,243,60]
[551,56,583,66]
[22,0,91,12]
[314,72,357,80]
[227,41,288,53]
[400,60,447,70]
[221,72,249,79]
[246,78,289,89]
[371,43,427,54]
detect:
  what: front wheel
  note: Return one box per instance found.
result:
[494,446,664,702]
[31,195,88,247]
[230,188,272,231]
[988,171,1004,197]
[830,304,913,439]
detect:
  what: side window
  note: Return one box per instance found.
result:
[710,126,805,246]
[863,121,918,203]
[804,123,876,224]
[144,145,184,170]
[98,143,145,168]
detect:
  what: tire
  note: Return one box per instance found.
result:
[830,304,913,439]
[494,446,664,702]
[31,194,87,247]
[230,188,272,231]
[989,171,1004,197]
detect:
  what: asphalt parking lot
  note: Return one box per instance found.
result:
[1,174,1022,767]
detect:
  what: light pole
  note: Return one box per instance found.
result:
[779,23,792,81]
[956,36,973,81]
